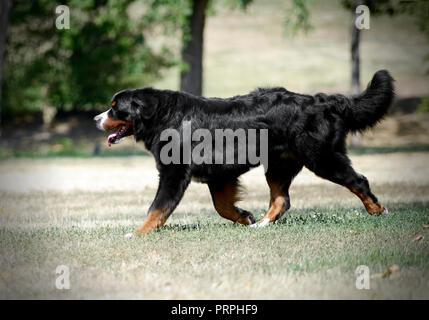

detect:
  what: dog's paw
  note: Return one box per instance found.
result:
[236,208,256,225]
[258,218,270,227]
[249,218,270,228]
[247,214,257,225]
[124,232,134,238]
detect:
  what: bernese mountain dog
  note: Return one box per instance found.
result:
[94,70,394,236]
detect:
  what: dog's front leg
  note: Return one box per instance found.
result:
[127,165,191,236]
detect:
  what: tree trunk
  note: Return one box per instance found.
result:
[351,0,364,96]
[350,0,364,146]
[180,0,209,96]
[0,0,12,136]
[350,19,360,96]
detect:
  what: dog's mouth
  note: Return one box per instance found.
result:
[107,124,134,147]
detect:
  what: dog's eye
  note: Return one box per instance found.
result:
[111,101,116,107]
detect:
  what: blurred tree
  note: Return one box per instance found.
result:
[179,0,250,95]
[179,0,310,95]
[0,0,12,131]
[2,0,173,120]
[342,0,392,98]
[340,0,429,142]
[1,0,323,120]
[180,0,209,96]
[350,0,365,96]
[341,0,429,91]
[417,96,429,113]
[283,0,312,36]
[179,0,428,104]
[347,0,366,146]
[5,0,425,121]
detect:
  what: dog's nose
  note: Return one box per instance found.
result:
[94,112,107,131]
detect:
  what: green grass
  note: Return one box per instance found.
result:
[0,152,428,299]
[1,204,428,299]
[3,205,429,270]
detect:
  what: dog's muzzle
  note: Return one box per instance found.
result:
[94,111,108,131]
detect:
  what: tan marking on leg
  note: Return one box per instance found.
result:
[258,178,286,224]
[268,193,274,210]
[134,208,168,234]
[348,187,385,215]
[212,181,252,225]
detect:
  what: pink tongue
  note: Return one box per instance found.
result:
[107,133,118,147]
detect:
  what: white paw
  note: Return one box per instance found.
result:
[381,208,388,216]
[258,218,270,227]
[124,232,134,238]
[249,218,270,228]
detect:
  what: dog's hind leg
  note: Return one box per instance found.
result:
[305,153,387,215]
[253,156,303,227]
[208,179,256,225]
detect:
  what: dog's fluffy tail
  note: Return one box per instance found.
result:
[344,70,395,132]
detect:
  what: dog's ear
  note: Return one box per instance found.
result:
[132,91,158,120]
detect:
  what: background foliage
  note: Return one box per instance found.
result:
[2,0,429,119]
[2,0,178,118]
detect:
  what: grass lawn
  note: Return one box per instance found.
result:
[0,152,428,299]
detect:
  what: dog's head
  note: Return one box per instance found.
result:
[94,88,158,146]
